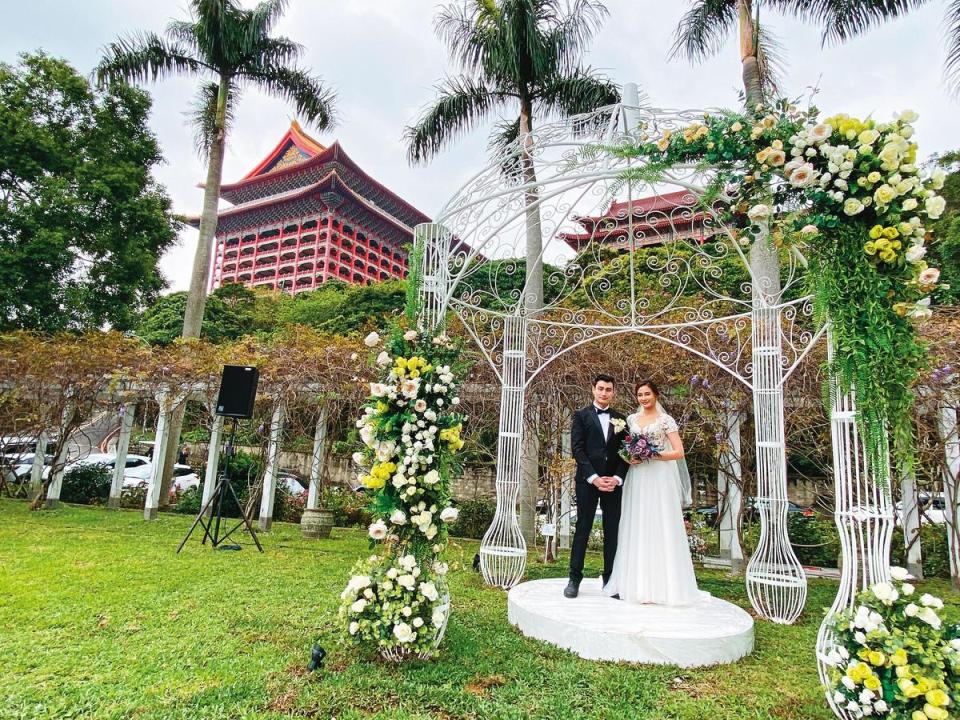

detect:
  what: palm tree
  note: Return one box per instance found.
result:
[670,0,788,109]
[96,0,336,509]
[405,0,619,313]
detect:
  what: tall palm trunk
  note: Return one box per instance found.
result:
[157,76,230,508]
[738,0,764,111]
[519,96,542,544]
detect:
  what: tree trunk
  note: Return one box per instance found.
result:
[157,76,230,509]
[518,98,542,545]
[737,0,764,110]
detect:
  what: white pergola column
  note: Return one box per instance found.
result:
[144,392,175,520]
[29,431,47,498]
[108,403,135,509]
[718,409,744,572]
[899,467,924,578]
[559,423,572,551]
[306,406,328,511]
[479,315,529,588]
[44,404,75,508]
[201,414,225,516]
[937,404,960,587]
[258,402,286,531]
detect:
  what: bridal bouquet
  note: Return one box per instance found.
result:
[619,430,661,463]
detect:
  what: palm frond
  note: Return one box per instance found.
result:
[239,65,337,130]
[246,37,303,69]
[755,21,787,101]
[536,69,621,118]
[767,0,931,45]
[545,0,609,75]
[404,76,505,164]
[436,0,499,76]
[246,0,290,43]
[669,0,737,63]
[189,79,239,158]
[945,0,960,95]
[95,31,210,87]
[488,116,524,181]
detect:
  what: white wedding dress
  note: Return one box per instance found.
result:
[603,412,707,606]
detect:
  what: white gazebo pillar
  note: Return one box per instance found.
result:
[201,414,225,515]
[258,402,286,531]
[144,392,177,520]
[306,406,329,511]
[899,467,924,578]
[29,431,48,498]
[718,409,744,572]
[480,315,529,588]
[108,403,136,509]
[937,404,960,587]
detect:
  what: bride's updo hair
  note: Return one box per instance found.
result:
[635,379,660,398]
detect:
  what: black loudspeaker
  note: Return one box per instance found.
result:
[215,365,259,418]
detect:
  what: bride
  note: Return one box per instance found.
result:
[603,380,706,606]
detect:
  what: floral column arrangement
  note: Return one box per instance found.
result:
[339,326,466,660]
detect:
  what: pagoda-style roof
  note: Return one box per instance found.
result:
[203,123,430,231]
[238,120,326,180]
[558,190,713,251]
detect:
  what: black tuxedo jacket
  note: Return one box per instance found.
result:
[570,405,629,486]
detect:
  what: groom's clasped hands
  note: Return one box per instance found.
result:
[592,476,618,492]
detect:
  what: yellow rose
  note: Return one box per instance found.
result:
[882,226,900,239]
[891,649,909,666]
[730,121,743,132]
[924,704,948,720]
[756,147,771,163]
[896,665,913,678]
[880,250,897,263]
[869,225,884,239]
[875,184,898,205]
[867,650,886,666]
[867,171,882,183]
[912,712,929,720]
[864,241,878,256]
[926,689,950,707]
[864,676,882,691]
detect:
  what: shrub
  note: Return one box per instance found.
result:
[61,463,111,505]
[120,482,147,509]
[892,523,952,579]
[322,486,372,527]
[448,497,496,539]
[173,486,202,515]
[274,484,305,523]
[787,512,841,567]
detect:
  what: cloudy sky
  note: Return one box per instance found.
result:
[2,1,954,292]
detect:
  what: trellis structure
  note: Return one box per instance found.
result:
[411,85,838,625]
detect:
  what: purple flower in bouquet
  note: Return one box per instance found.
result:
[619,430,661,463]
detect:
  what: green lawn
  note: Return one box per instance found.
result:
[2,500,958,720]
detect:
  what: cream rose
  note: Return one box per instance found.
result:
[363,331,381,347]
[393,622,415,643]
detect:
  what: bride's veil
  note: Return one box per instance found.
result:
[657,401,693,508]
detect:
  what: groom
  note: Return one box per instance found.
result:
[565,374,629,598]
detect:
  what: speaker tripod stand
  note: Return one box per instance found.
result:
[177,417,263,553]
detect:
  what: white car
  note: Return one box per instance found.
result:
[63,453,200,493]
[895,492,948,526]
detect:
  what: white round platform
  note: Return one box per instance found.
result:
[508,578,754,667]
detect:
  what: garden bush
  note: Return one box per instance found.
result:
[892,523,952,579]
[61,463,111,505]
[322,486,372,527]
[787,512,841,567]
[448,497,496,539]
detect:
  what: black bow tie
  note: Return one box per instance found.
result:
[595,407,610,415]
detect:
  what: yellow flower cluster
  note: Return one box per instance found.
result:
[895,665,951,720]
[362,461,397,490]
[682,124,708,143]
[439,425,464,453]
[846,659,883,691]
[394,356,432,379]
[655,129,672,151]
[824,113,872,141]
[865,224,905,264]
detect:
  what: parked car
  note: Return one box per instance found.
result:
[62,453,200,493]
[277,469,308,495]
[895,492,947,526]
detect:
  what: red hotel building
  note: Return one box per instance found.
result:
[192,122,431,293]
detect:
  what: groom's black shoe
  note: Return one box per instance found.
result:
[563,580,580,598]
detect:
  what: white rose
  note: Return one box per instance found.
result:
[376,350,392,366]
[349,621,360,635]
[390,509,407,525]
[363,332,381,347]
[352,451,365,466]
[400,554,417,571]
[905,244,927,262]
[440,507,459,523]
[901,583,915,596]
[401,606,412,617]
[873,700,888,713]
[897,109,920,123]
[918,606,942,629]
[800,224,819,235]
[368,520,388,540]
[404,330,418,341]
[425,524,438,539]
[789,163,817,187]
[871,581,897,604]
[859,688,875,703]
[351,598,367,613]
[393,622,415,643]
[370,382,387,397]
[926,195,947,219]
[432,608,446,627]
[904,603,918,617]
[747,204,771,222]
[433,561,448,575]
[423,470,440,485]
[919,267,941,286]
[809,123,833,142]
[413,617,424,628]
[397,574,416,590]
[902,197,918,211]
[843,198,865,216]
[414,399,427,413]
[854,631,867,644]
[419,581,439,601]
[401,378,420,398]
[347,574,371,592]
[842,675,856,691]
